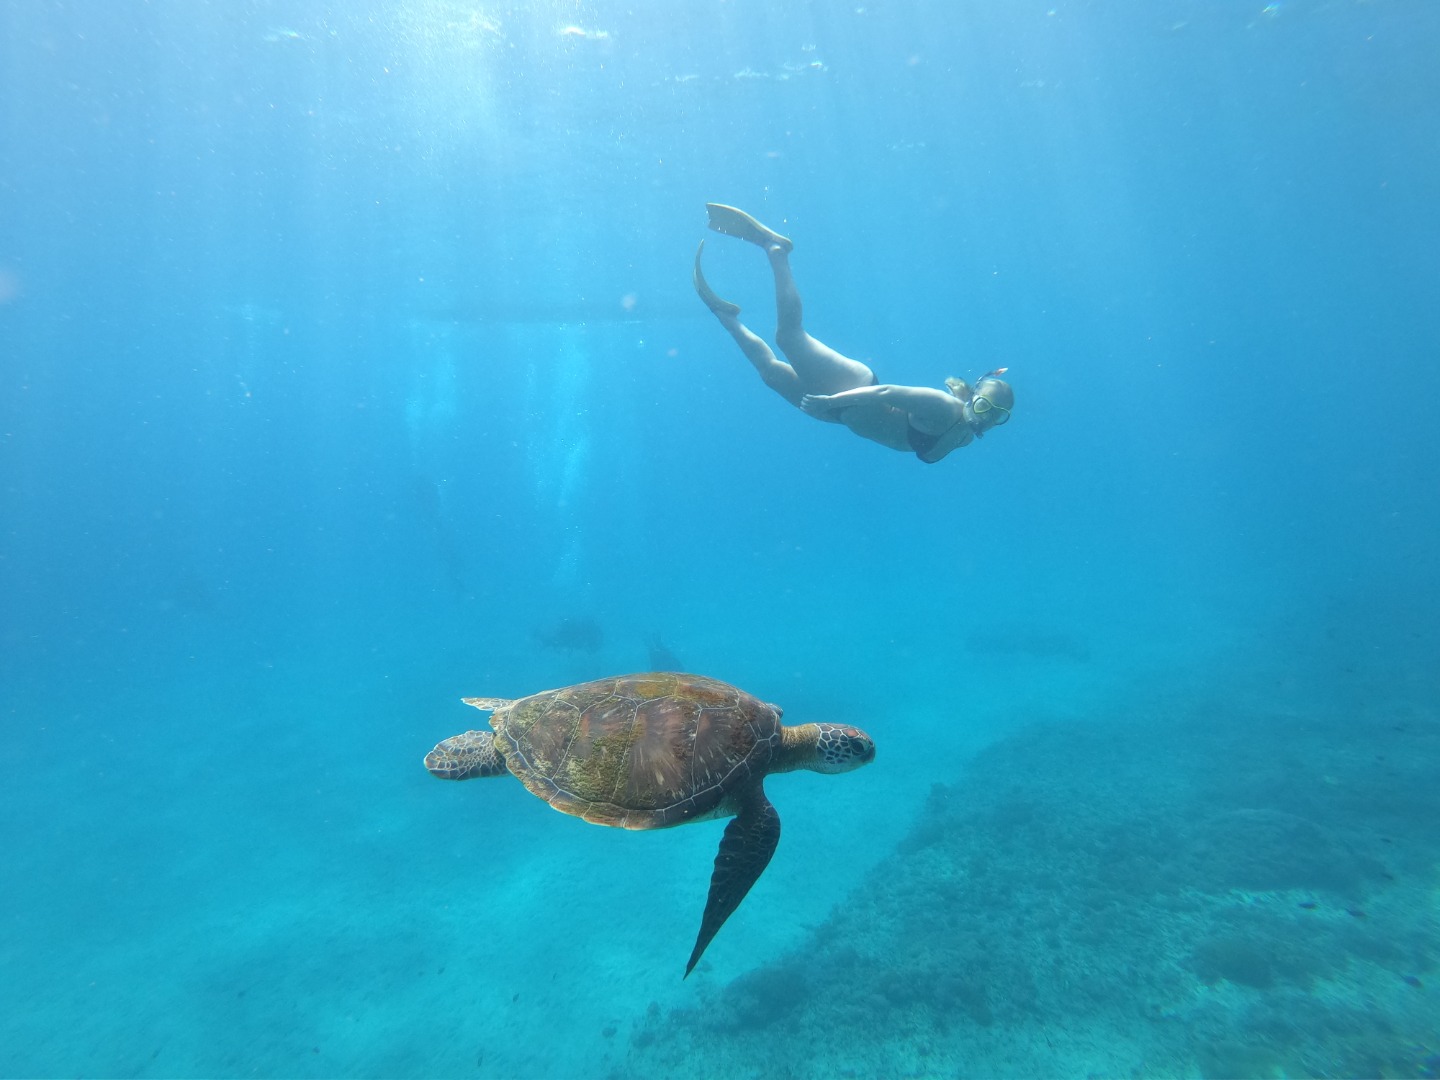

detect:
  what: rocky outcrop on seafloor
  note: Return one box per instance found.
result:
[622,693,1440,1079]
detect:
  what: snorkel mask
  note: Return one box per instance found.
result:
[969,367,1013,426]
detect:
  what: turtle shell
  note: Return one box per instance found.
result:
[491,672,780,830]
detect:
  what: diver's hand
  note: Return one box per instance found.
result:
[800,394,832,417]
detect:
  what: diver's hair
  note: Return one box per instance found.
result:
[944,376,970,400]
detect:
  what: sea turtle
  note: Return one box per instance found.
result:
[423,671,876,976]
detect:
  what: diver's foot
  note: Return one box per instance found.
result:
[705,203,793,253]
[693,240,741,316]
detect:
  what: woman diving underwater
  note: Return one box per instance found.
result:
[694,203,1014,464]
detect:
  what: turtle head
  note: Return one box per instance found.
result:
[806,722,877,774]
[423,729,507,781]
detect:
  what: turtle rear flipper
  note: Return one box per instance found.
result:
[685,790,781,977]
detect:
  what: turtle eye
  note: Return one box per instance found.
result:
[815,724,875,771]
[844,731,876,764]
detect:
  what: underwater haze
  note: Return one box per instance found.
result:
[2,1,1438,1077]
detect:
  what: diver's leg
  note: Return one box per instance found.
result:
[694,241,803,407]
[711,311,804,407]
[768,245,876,393]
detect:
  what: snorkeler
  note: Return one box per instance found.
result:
[694,203,1014,464]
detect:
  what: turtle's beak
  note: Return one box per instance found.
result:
[424,740,469,780]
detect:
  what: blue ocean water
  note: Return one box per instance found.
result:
[1,1,1437,1076]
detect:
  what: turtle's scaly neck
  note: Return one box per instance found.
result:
[772,723,821,774]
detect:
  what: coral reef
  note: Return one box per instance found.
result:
[622,699,1440,1078]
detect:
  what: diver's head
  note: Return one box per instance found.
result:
[968,368,1013,429]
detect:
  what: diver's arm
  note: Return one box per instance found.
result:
[801,383,961,429]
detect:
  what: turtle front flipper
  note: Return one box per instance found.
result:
[462,696,512,712]
[424,730,508,781]
[685,789,781,977]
